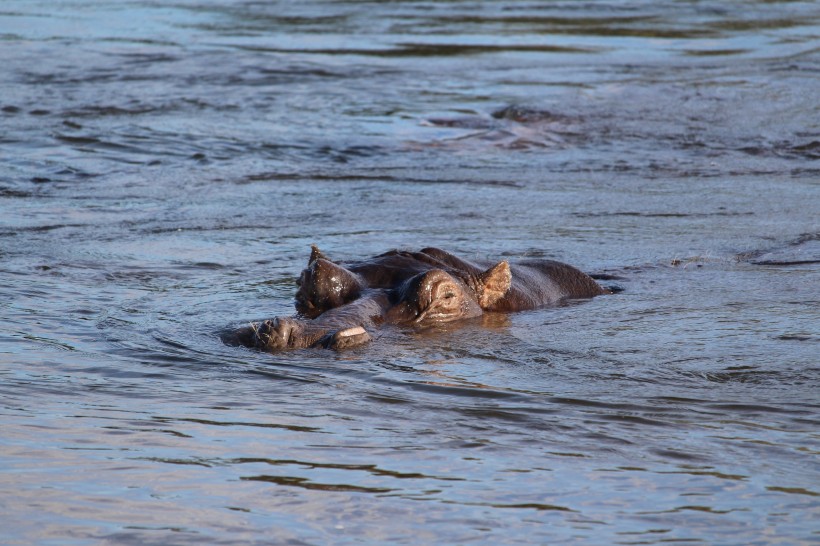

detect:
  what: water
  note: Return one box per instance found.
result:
[2,1,819,544]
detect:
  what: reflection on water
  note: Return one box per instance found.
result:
[1,0,819,544]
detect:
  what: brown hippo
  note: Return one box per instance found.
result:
[295,246,607,316]
[229,246,609,351]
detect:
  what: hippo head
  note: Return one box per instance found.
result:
[295,247,364,318]
[388,262,511,327]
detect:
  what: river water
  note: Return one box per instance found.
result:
[1,1,819,544]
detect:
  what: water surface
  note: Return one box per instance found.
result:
[1,1,819,544]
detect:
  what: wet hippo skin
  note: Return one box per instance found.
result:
[229,246,609,351]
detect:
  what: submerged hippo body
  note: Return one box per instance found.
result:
[230,246,608,351]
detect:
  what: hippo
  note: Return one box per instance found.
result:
[228,246,609,351]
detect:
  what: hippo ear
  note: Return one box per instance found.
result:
[477,261,511,308]
[312,258,348,282]
[311,258,363,304]
[309,244,330,265]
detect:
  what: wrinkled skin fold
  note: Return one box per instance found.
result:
[226,246,609,351]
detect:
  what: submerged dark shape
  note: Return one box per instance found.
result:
[421,104,580,151]
[228,246,609,351]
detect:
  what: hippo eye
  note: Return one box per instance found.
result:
[443,291,456,299]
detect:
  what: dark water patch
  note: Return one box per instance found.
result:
[460,501,575,512]
[21,333,78,352]
[421,108,585,149]
[21,68,167,86]
[110,51,180,65]
[492,105,575,123]
[179,262,225,270]
[739,232,820,266]
[739,140,820,159]
[140,457,210,467]
[230,457,463,482]
[766,486,819,497]
[754,259,820,266]
[71,365,181,381]
[100,424,193,439]
[777,334,816,341]
[661,469,748,482]
[232,42,601,57]
[0,222,87,235]
[423,104,582,152]
[242,367,322,385]
[53,133,104,145]
[425,116,496,130]
[0,186,34,198]
[241,474,394,493]
[705,403,812,415]
[790,167,820,177]
[401,381,523,401]
[100,36,181,48]
[102,269,184,283]
[99,530,206,546]
[201,67,366,87]
[257,64,388,81]
[53,132,156,156]
[60,104,160,117]
[357,375,415,396]
[144,222,289,236]
[152,416,323,434]
[683,48,752,57]
[414,13,714,40]
[207,13,351,32]
[784,140,820,159]
[57,166,97,178]
[574,211,754,219]
[697,369,788,385]
[598,414,674,428]
[152,332,198,354]
[241,170,524,188]
[456,407,537,424]
[707,17,818,33]
[312,144,383,163]
[643,504,743,515]
[583,431,636,447]
[650,449,709,463]
[547,397,655,412]
[432,14,660,27]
